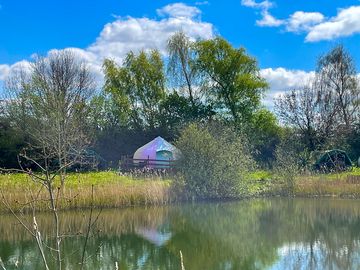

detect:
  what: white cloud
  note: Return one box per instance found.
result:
[195,1,209,6]
[241,0,283,28]
[0,61,33,82]
[256,11,284,27]
[260,67,315,106]
[244,2,360,42]
[88,15,214,63]
[241,0,273,10]
[261,67,315,91]
[0,3,215,86]
[157,3,201,18]
[306,6,360,42]
[0,65,10,80]
[287,11,325,32]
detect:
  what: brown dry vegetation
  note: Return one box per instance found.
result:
[295,170,360,198]
[1,169,360,214]
[248,168,360,198]
[0,172,172,213]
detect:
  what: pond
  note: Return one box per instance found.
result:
[1,198,360,269]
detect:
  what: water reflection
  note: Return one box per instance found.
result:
[1,198,360,269]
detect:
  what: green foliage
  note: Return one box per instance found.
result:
[248,109,282,168]
[346,123,360,162]
[0,117,24,168]
[103,50,166,129]
[159,91,214,132]
[194,37,268,125]
[274,135,302,193]
[175,123,254,199]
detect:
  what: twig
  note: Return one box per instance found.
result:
[80,185,95,269]
[180,250,185,270]
[0,257,7,270]
[33,216,50,270]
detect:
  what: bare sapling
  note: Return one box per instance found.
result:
[0,50,99,270]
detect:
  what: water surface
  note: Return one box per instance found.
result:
[1,198,360,269]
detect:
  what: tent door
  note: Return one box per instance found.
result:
[156,150,173,168]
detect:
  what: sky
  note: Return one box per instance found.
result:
[1,0,360,106]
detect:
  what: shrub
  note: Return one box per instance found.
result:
[175,123,254,199]
[273,138,302,194]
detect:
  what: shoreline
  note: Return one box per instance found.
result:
[0,170,360,214]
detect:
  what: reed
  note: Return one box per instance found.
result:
[295,173,360,197]
[248,168,360,198]
[1,168,360,213]
[0,171,172,213]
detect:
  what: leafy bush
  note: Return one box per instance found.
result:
[175,123,254,199]
[273,136,302,193]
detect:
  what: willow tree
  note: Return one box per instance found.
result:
[194,37,268,126]
[167,31,199,105]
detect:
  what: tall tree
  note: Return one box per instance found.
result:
[316,45,359,130]
[103,50,166,129]
[167,31,199,105]
[5,50,96,185]
[276,45,360,153]
[3,50,96,270]
[275,84,338,151]
[194,37,268,125]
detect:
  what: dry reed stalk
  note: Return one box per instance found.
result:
[0,257,6,270]
[180,250,185,270]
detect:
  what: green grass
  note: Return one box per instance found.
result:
[0,171,171,188]
[0,171,172,213]
[301,167,360,180]
[249,170,273,181]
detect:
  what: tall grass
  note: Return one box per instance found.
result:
[294,168,360,197]
[1,168,359,214]
[0,172,172,213]
[247,168,360,197]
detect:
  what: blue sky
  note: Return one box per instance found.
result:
[1,0,360,104]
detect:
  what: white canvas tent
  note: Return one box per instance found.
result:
[133,136,180,168]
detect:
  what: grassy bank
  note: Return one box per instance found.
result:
[294,168,360,197]
[0,172,172,213]
[248,168,360,198]
[1,168,360,213]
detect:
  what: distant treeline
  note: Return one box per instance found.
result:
[0,32,359,171]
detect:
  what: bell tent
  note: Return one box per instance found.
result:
[314,149,352,172]
[133,136,180,168]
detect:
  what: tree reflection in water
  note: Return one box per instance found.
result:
[1,198,360,270]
